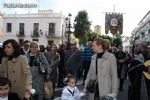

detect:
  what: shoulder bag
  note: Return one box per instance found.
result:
[86,56,98,93]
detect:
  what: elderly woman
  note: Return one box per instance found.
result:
[44,44,60,99]
[84,38,118,100]
[0,39,32,99]
[26,41,51,100]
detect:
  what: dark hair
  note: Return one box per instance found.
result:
[46,45,51,52]
[39,45,45,52]
[0,77,11,87]
[39,45,45,48]
[88,39,93,42]
[60,44,66,48]
[65,74,76,83]
[23,40,30,44]
[2,39,21,58]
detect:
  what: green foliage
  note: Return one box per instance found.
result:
[78,34,88,45]
[74,10,91,44]
[87,32,99,41]
[113,37,122,47]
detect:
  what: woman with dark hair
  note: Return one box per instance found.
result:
[2,39,21,58]
[0,39,32,100]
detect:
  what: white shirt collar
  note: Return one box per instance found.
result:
[23,48,29,54]
[0,96,8,100]
[66,86,76,91]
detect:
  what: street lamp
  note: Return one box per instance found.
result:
[65,13,72,49]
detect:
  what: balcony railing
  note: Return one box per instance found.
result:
[16,31,25,37]
[45,31,55,38]
[31,31,40,38]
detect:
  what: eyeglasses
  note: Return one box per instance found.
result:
[24,45,30,47]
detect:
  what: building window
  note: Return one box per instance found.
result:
[148,29,150,34]
[49,23,55,35]
[33,23,39,36]
[48,40,54,45]
[6,23,12,32]
[32,39,39,42]
[19,23,24,35]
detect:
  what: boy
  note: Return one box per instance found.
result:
[0,77,21,100]
[0,77,22,100]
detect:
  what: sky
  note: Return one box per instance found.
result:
[0,0,150,37]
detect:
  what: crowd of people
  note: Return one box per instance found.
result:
[0,38,150,100]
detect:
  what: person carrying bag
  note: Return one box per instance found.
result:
[84,38,118,100]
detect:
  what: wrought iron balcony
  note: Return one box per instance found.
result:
[31,31,40,38]
[45,31,55,38]
[16,31,25,37]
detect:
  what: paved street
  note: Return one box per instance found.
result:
[54,79,129,100]
[117,80,129,100]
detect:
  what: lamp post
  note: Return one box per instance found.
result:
[65,13,72,49]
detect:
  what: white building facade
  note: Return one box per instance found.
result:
[131,10,150,45]
[0,10,66,46]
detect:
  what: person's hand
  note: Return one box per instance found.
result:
[24,90,31,100]
[83,87,87,93]
[83,84,87,93]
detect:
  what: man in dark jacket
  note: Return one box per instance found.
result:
[65,40,82,79]
[20,40,30,55]
[115,45,128,91]
[57,44,66,87]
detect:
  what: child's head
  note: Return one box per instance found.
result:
[0,77,11,97]
[64,74,76,87]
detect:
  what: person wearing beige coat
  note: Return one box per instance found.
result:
[0,39,32,100]
[84,38,118,99]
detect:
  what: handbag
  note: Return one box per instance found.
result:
[44,81,53,97]
[86,56,98,93]
[86,80,96,93]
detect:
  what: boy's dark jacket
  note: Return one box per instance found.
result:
[8,93,29,100]
[7,93,20,100]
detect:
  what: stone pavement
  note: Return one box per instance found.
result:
[117,79,129,100]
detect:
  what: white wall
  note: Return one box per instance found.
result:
[0,13,65,46]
